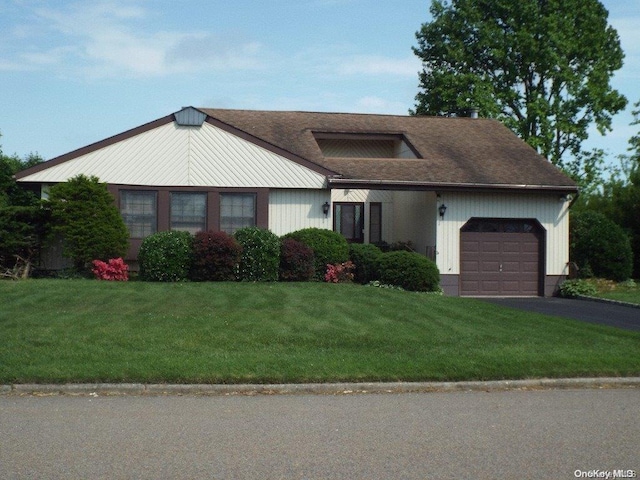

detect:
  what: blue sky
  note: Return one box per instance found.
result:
[1,0,639,165]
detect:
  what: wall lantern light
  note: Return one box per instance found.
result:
[322,201,330,217]
[438,203,447,219]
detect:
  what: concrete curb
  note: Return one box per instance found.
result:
[576,295,640,309]
[2,378,640,397]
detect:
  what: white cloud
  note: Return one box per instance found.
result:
[2,1,266,78]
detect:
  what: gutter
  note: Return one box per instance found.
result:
[328,177,579,193]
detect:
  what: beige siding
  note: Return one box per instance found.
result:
[391,191,437,254]
[331,189,394,243]
[269,190,332,235]
[435,192,570,276]
[19,122,327,189]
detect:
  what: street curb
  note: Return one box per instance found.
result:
[2,378,640,397]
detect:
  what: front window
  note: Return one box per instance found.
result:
[120,190,157,238]
[171,192,206,234]
[334,202,364,243]
[220,193,256,234]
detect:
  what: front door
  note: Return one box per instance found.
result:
[334,203,364,243]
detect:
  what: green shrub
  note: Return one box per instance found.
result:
[234,227,280,282]
[279,237,315,281]
[138,231,193,282]
[570,210,633,281]
[377,251,440,292]
[559,279,598,298]
[191,231,242,281]
[349,243,383,284]
[284,228,349,279]
[47,175,129,273]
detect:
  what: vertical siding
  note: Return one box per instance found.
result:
[331,189,395,243]
[391,191,437,254]
[435,192,570,276]
[269,190,332,235]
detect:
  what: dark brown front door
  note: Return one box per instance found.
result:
[334,203,364,243]
[460,219,543,296]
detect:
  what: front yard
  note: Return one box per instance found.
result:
[592,279,640,305]
[1,280,639,384]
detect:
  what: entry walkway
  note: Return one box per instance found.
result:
[482,297,640,331]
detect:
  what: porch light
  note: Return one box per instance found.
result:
[322,201,330,217]
[438,203,447,219]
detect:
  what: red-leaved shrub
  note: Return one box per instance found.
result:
[92,257,129,281]
[279,238,315,281]
[191,231,242,281]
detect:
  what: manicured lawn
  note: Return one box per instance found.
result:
[594,282,640,305]
[1,280,639,384]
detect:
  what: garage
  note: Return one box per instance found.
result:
[460,218,544,296]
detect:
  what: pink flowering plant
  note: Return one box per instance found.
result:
[324,261,355,283]
[91,257,129,281]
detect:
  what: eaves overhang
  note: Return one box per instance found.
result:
[327,177,579,194]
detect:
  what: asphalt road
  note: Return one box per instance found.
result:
[482,297,640,331]
[1,389,638,479]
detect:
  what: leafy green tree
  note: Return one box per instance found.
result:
[47,175,129,273]
[0,139,47,271]
[413,0,627,170]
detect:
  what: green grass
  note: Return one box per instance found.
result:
[1,280,639,384]
[594,281,640,305]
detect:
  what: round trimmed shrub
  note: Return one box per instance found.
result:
[349,243,382,284]
[570,210,633,281]
[284,228,349,279]
[138,231,193,282]
[191,230,242,281]
[279,237,315,281]
[234,227,280,281]
[378,251,440,292]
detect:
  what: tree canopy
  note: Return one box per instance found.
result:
[413,0,627,169]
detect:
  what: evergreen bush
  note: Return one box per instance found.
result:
[279,237,315,281]
[570,210,633,281]
[191,231,242,281]
[47,175,128,273]
[283,228,349,279]
[234,227,280,281]
[377,250,440,292]
[348,243,383,284]
[138,231,193,282]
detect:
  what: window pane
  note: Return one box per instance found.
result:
[171,192,206,234]
[220,193,256,234]
[369,203,381,243]
[120,191,157,238]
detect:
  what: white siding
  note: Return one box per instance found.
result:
[391,191,437,254]
[19,122,327,189]
[435,192,570,276]
[269,190,332,235]
[331,189,395,243]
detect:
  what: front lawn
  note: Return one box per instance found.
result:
[1,280,639,384]
[593,280,640,305]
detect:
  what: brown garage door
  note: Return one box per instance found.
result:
[460,219,543,296]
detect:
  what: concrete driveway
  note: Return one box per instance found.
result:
[482,297,640,331]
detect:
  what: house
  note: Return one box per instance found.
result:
[15,106,578,296]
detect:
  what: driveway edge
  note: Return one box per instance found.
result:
[2,378,640,397]
[576,295,640,309]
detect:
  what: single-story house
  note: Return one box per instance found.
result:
[16,106,578,296]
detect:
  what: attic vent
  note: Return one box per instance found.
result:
[313,133,418,159]
[175,107,206,127]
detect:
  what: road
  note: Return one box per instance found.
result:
[1,389,638,479]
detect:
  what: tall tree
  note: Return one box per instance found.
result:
[413,0,627,169]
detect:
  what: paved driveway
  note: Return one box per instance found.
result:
[482,297,640,331]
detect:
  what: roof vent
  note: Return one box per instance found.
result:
[175,107,206,127]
